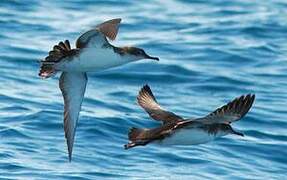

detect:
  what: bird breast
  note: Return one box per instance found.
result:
[56,47,130,72]
[159,128,226,145]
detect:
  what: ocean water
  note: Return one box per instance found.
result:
[0,0,286,179]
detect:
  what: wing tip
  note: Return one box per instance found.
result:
[111,18,121,23]
[66,131,74,162]
[68,153,72,162]
[206,93,256,124]
[138,84,153,98]
[242,93,255,116]
[98,18,122,41]
[231,93,256,120]
[142,84,151,91]
[242,93,256,105]
[67,140,73,162]
[137,84,157,106]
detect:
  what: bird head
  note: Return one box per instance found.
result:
[123,47,159,61]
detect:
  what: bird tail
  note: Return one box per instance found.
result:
[39,40,72,78]
[124,127,150,149]
[128,127,146,141]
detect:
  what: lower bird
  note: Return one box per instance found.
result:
[125,85,255,149]
[39,18,159,161]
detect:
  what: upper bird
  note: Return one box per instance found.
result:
[39,18,159,161]
[125,85,255,149]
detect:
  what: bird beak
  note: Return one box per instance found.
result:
[232,130,244,137]
[145,54,159,61]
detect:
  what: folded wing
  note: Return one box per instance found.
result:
[137,85,183,124]
[59,72,88,161]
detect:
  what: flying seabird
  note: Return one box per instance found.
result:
[39,19,159,161]
[125,85,255,149]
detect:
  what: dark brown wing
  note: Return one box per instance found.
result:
[137,85,183,124]
[76,18,121,49]
[199,94,255,124]
[95,18,121,41]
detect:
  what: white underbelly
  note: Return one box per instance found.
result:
[159,129,223,145]
[56,48,128,72]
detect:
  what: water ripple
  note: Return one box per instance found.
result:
[0,0,286,179]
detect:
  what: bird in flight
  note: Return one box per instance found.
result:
[39,19,159,161]
[125,85,255,149]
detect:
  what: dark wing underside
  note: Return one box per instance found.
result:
[137,85,183,124]
[198,94,255,124]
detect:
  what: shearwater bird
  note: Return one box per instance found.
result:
[125,85,255,149]
[38,18,159,161]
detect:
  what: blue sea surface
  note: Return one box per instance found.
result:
[0,0,286,179]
